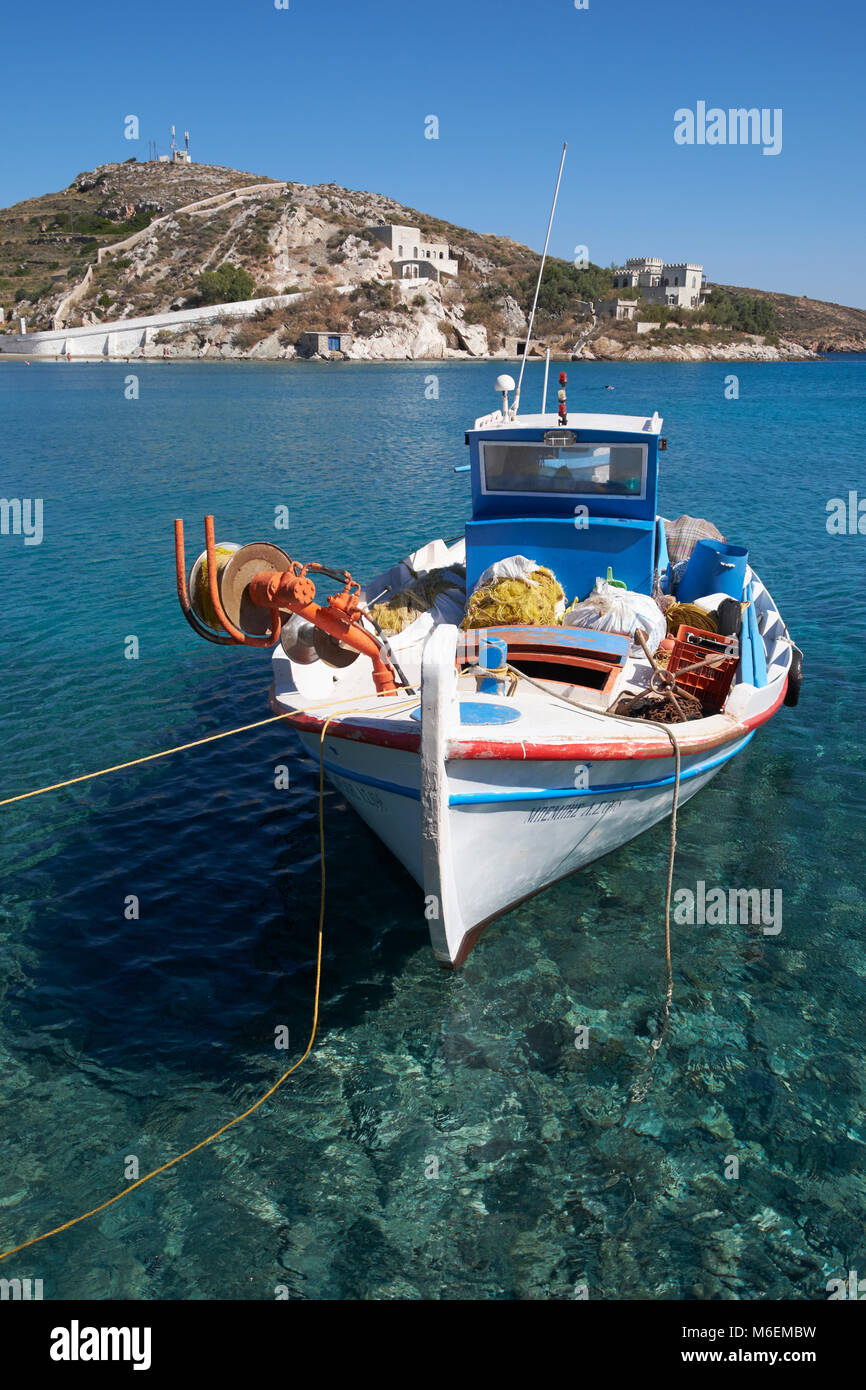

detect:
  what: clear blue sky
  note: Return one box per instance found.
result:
[4,0,864,305]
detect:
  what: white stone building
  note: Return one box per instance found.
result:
[369,224,459,282]
[596,298,640,322]
[612,257,706,309]
[613,257,665,290]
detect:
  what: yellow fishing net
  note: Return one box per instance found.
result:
[369,566,465,635]
[461,566,564,630]
[665,602,717,637]
[192,545,237,632]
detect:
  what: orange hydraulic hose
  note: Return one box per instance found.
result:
[174,519,236,645]
[247,570,398,695]
[204,515,280,648]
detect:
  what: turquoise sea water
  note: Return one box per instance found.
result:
[0,356,864,1300]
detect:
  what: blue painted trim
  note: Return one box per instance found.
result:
[746,582,768,689]
[482,624,629,659]
[322,759,420,801]
[654,514,670,585]
[738,605,755,686]
[466,426,660,522]
[320,732,755,811]
[447,734,754,807]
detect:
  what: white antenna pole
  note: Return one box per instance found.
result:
[542,348,551,414]
[512,141,567,420]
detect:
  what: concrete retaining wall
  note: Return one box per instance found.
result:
[1,292,301,359]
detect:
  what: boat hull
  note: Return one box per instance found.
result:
[296,715,753,965]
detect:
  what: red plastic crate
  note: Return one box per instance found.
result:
[668,625,739,712]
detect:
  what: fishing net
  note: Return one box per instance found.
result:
[369,565,465,635]
[461,565,564,630]
[191,544,238,631]
[664,602,717,637]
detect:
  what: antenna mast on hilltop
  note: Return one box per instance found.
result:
[511,141,567,420]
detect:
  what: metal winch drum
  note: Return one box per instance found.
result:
[189,541,292,638]
[279,614,319,664]
[280,615,362,669]
[190,538,361,666]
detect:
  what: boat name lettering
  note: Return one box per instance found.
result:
[526,800,621,825]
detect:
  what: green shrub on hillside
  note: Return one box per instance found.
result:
[196,262,256,305]
[53,209,152,238]
[704,289,778,335]
[525,258,614,320]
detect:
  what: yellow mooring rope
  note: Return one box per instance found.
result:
[0,691,416,808]
[0,697,418,1262]
[628,724,681,1105]
[0,683,681,1253]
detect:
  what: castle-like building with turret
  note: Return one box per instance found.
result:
[612,257,707,310]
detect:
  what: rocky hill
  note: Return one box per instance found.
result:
[0,160,538,359]
[1,160,864,361]
[712,284,866,354]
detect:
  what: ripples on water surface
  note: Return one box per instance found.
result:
[0,357,864,1299]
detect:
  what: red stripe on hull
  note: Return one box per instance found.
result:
[275,678,787,763]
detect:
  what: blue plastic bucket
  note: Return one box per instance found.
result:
[677,538,749,603]
[478,636,508,693]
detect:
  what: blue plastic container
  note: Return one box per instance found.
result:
[478,636,508,694]
[677,538,749,603]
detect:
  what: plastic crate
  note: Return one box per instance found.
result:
[668,625,739,712]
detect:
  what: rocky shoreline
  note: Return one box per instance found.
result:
[0,340,836,365]
[571,334,822,364]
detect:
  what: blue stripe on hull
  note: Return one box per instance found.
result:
[448,734,753,806]
[322,761,421,801]
[320,732,753,808]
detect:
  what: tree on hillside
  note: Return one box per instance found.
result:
[197,262,257,305]
[704,289,778,336]
[524,258,614,321]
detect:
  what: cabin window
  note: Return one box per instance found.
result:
[480,442,647,498]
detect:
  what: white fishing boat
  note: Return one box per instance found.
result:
[172,147,802,966]
[173,382,802,965]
